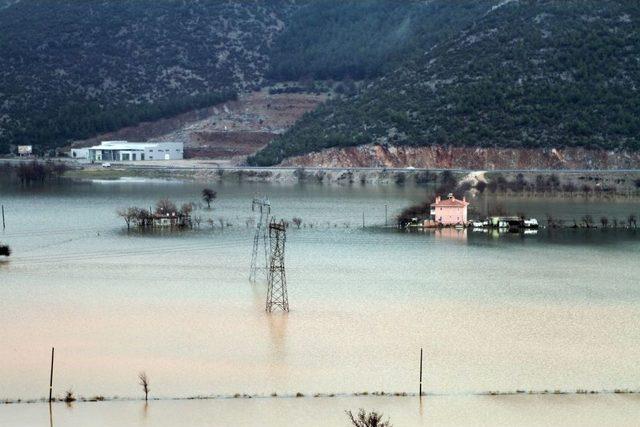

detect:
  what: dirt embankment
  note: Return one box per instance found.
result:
[72,89,326,161]
[282,144,640,170]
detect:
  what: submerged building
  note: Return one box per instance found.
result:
[87,140,183,162]
[430,194,469,226]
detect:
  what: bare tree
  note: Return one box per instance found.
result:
[156,198,177,214]
[546,213,556,228]
[563,182,577,197]
[600,216,609,228]
[346,409,392,427]
[194,216,202,228]
[118,207,140,230]
[180,202,194,216]
[207,218,215,228]
[582,215,594,228]
[629,214,637,228]
[138,372,150,401]
[201,188,217,209]
[64,389,76,403]
[292,217,302,229]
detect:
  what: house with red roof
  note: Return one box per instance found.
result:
[430,193,469,226]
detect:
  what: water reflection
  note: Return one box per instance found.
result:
[433,228,467,243]
[140,401,149,424]
[267,313,289,362]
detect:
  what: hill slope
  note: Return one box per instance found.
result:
[267,0,496,81]
[0,0,495,155]
[250,0,640,166]
[0,0,295,153]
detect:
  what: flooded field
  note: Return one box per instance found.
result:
[1,178,639,426]
[3,394,640,427]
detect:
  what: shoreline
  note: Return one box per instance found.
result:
[58,163,640,196]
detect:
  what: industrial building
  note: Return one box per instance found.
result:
[86,140,183,162]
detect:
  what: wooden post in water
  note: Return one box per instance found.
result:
[419,347,423,397]
[362,211,365,229]
[2,204,5,230]
[385,204,388,227]
[49,347,55,402]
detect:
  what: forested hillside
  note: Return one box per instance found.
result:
[250,0,640,166]
[0,0,495,155]
[267,0,495,81]
[3,0,639,165]
[0,0,295,154]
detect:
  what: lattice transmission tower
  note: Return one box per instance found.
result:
[249,197,271,283]
[266,220,289,313]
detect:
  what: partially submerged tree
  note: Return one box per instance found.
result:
[118,207,140,230]
[201,188,217,209]
[0,244,10,257]
[346,409,392,427]
[64,389,76,403]
[138,372,150,402]
[156,198,177,214]
[180,202,194,216]
[582,215,594,228]
[292,217,302,229]
[600,216,609,228]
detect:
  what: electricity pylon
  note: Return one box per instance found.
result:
[249,197,270,283]
[266,220,289,313]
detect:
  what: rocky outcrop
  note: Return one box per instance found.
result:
[282,144,640,170]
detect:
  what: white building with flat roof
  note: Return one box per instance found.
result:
[87,141,183,162]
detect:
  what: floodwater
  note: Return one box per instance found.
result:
[3,394,640,427]
[1,178,639,426]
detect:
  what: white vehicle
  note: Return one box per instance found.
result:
[405,166,416,170]
[101,162,112,168]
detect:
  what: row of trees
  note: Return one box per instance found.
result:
[118,199,195,230]
[1,160,68,185]
[547,214,637,229]
[471,174,639,197]
[118,188,219,230]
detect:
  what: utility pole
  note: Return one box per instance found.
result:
[266,220,288,313]
[49,347,55,402]
[2,204,5,230]
[362,211,365,229]
[249,197,270,283]
[419,347,423,397]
